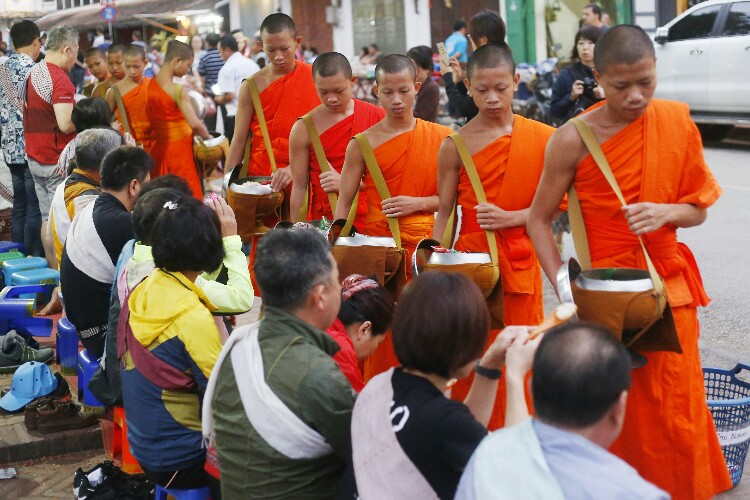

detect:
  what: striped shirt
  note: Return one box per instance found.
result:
[198,48,224,93]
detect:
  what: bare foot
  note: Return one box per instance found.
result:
[37,288,62,316]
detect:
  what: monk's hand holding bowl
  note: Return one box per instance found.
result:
[271,166,293,192]
[382,195,424,218]
[622,202,674,235]
[475,202,523,231]
[481,326,532,371]
[320,166,340,193]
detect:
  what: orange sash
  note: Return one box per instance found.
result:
[116,78,154,153]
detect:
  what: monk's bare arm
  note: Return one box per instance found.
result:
[225,79,256,171]
[528,126,580,288]
[622,202,707,235]
[288,120,311,222]
[433,137,461,241]
[180,87,210,140]
[382,195,438,218]
[334,139,365,220]
[105,87,116,114]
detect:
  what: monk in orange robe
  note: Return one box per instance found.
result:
[336,54,452,380]
[106,45,154,153]
[527,26,731,499]
[289,52,384,227]
[224,13,321,294]
[147,41,211,199]
[433,44,554,430]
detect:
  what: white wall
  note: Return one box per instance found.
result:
[404,0,431,49]
[332,0,355,58]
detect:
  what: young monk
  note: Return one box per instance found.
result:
[335,54,452,380]
[106,45,153,153]
[223,13,320,294]
[147,41,211,198]
[433,44,554,430]
[527,25,732,499]
[288,52,385,225]
[92,44,125,100]
[83,48,111,98]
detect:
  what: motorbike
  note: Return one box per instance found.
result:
[512,57,562,128]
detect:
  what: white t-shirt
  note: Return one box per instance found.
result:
[217,52,260,117]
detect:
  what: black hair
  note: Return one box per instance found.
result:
[406,45,434,71]
[137,174,193,199]
[532,322,632,428]
[84,47,106,60]
[152,196,224,273]
[571,25,602,61]
[165,40,192,63]
[594,25,655,74]
[375,54,416,84]
[205,33,220,48]
[10,20,40,50]
[312,52,352,79]
[71,98,111,132]
[99,146,153,191]
[218,34,238,53]
[255,229,334,310]
[453,20,467,32]
[393,272,489,379]
[584,3,603,19]
[107,44,125,56]
[133,188,188,244]
[467,42,515,79]
[260,13,298,37]
[469,10,507,46]
[123,44,145,60]
[338,277,394,335]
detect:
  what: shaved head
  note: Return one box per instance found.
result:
[594,25,655,74]
[165,40,193,62]
[108,44,125,56]
[375,54,416,84]
[123,44,145,60]
[467,43,515,80]
[260,13,298,37]
[313,52,352,79]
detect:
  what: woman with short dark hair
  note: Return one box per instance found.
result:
[346,272,536,499]
[120,196,225,498]
[551,25,604,122]
[407,45,440,123]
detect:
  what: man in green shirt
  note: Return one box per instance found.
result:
[205,228,355,499]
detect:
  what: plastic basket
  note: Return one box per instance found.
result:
[703,364,750,487]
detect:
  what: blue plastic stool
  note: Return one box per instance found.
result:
[10,268,59,302]
[0,251,25,288]
[77,349,104,407]
[3,257,48,286]
[56,318,79,375]
[0,241,24,254]
[0,285,53,337]
[154,485,210,500]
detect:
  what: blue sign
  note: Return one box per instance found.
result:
[101,6,116,22]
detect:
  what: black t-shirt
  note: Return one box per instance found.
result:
[341,369,488,500]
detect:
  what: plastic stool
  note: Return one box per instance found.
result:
[0,251,25,287]
[77,349,104,407]
[56,318,80,375]
[0,285,53,337]
[10,268,59,302]
[113,406,143,474]
[3,257,47,286]
[154,484,210,500]
[0,241,24,254]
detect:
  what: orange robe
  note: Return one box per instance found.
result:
[574,99,730,499]
[146,79,203,199]
[246,62,320,295]
[449,115,553,430]
[307,99,385,228]
[115,78,154,153]
[362,118,452,381]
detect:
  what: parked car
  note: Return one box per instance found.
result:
[654,0,750,140]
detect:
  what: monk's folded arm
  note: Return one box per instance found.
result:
[225,79,256,170]
[434,138,461,240]
[528,128,580,286]
[334,139,365,220]
[288,120,312,222]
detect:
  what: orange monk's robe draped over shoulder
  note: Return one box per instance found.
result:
[247,62,321,176]
[116,78,154,153]
[146,79,203,199]
[449,115,553,430]
[307,99,385,227]
[574,99,730,499]
[362,118,452,382]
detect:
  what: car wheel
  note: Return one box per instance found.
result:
[697,124,733,143]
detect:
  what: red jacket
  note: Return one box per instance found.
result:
[326,318,364,392]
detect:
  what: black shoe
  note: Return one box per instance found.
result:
[0,331,53,372]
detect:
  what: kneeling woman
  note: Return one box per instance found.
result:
[119,196,224,497]
[345,272,539,499]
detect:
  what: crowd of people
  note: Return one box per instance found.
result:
[0,6,732,500]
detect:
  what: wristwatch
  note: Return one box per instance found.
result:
[474,361,502,380]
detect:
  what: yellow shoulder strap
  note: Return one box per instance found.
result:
[353,133,402,249]
[173,83,183,107]
[112,86,131,136]
[247,77,277,173]
[448,133,500,278]
[302,114,338,214]
[569,117,664,297]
